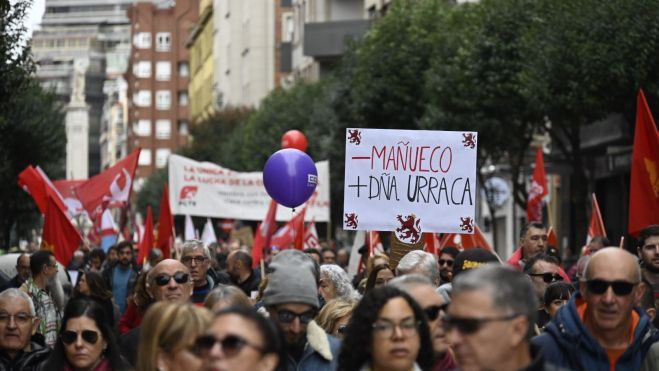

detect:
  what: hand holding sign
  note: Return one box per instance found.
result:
[263,149,318,208]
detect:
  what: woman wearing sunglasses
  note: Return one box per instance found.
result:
[198,306,286,371]
[43,297,130,370]
[338,286,434,371]
[137,302,211,371]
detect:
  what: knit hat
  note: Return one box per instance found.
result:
[452,248,499,277]
[263,249,320,309]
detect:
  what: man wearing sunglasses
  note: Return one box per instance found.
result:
[447,265,557,370]
[263,250,340,371]
[534,248,659,370]
[523,253,563,330]
[390,274,456,371]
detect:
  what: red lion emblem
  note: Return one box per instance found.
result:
[179,185,199,201]
[396,214,421,243]
[462,133,476,149]
[460,217,474,233]
[345,213,358,229]
[348,129,362,145]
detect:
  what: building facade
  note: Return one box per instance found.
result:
[125,0,200,183]
[188,0,215,123]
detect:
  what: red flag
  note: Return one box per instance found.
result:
[628,90,659,236]
[304,220,320,250]
[42,195,82,267]
[547,227,558,248]
[74,149,140,218]
[438,225,493,252]
[294,208,307,250]
[18,166,67,215]
[587,193,607,242]
[367,231,384,257]
[527,147,548,222]
[424,233,440,255]
[252,200,278,268]
[137,206,154,265]
[156,183,174,259]
[53,179,86,216]
[270,208,306,249]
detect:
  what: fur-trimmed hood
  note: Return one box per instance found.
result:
[306,320,334,361]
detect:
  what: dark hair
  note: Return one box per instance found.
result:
[16,253,28,266]
[304,248,322,260]
[338,286,433,371]
[520,222,546,238]
[216,306,287,371]
[321,247,336,257]
[75,271,113,301]
[365,264,394,294]
[88,248,106,263]
[30,251,53,276]
[589,235,611,247]
[439,246,460,259]
[45,297,129,370]
[116,241,133,254]
[523,253,560,275]
[638,225,659,248]
[640,279,655,310]
[232,250,253,270]
[543,282,575,308]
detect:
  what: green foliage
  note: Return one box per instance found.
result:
[0,0,66,247]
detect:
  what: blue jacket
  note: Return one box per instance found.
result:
[285,321,341,371]
[532,293,659,371]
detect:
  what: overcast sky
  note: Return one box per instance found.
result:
[24,0,45,37]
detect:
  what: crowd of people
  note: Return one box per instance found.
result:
[0,223,659,370]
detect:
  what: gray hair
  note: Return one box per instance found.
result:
[0,288,36,315]
[452,265,538,337]
[181,240,211,260]
[320,264,360,301]
[389,273,434,290]
[396,250,440,286]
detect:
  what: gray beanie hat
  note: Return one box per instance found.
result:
[263,249,319,309]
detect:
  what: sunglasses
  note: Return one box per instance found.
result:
[424,303,449,321]
[61,330,99,345]
[153,272,190,286]
[276,309,316,324]
[529,272,563,284]
[586,279,636,296]
[191,334,263,357]
[442,313,519,335]
[438,259,454,267]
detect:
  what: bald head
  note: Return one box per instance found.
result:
[584,247,641,283]
[147,259,193,302]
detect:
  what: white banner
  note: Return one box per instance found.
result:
[343,128,477,242]
[169,154,330,222]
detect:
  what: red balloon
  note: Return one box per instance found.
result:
[281,130,308,152]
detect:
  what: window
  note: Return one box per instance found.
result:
[178,91,188,106]
[155,61,171,81]
[133,32,151,49]
[134,120,151,136]
[138,149,151,165]
[155,32,171,52]
[155,120,171,139]
[178,120,189,136]
[156,149,171,168]
[134,90,151,107]
[155,90,171,110]
[133,61,151,78]
[178,62,189,77]
[282,13,294,42]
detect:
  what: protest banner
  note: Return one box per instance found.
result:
[169,154,330,222]
[343,128,477,242]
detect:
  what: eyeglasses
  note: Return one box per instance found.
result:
[0,313,34,325]
[191,334,263,357]
[438,259,454,267]
[442,313,520,335]
[61,330,99,345]
[529,272,563,284]
[153,272,190,286]
[424,303,449,321]
[372,318,419,338]
[276,309,316,324]
[586,279,637,296]
[181,256,208,265]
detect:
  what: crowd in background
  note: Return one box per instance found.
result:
[0,223,659,370]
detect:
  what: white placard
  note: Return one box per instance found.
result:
[169,154,330,222]
[343,128,477,241]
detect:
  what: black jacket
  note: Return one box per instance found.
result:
[0,342,51,371]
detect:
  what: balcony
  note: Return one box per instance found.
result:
[303,19,370,59]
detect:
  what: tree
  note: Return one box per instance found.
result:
[0,0,66,248]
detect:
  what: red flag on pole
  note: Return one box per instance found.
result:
[42,195,82,267]
[527,147,548,222]
[303,220,320,250]
[137,206,154,265]
[252,200,278,268]
[53,179,86,216]
[438,225,493,252]
[628,90,659,236]
[18,166,67,215]
[367,231,384,256]
[270,208,307,250]
[74,149,140,218]
[547,227,559,248]
[424,233,440,255]
[587,193,607,242]
[293,208,307,250]
[156,183,174,259]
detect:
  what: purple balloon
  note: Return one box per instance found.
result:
[263,149,318,208]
